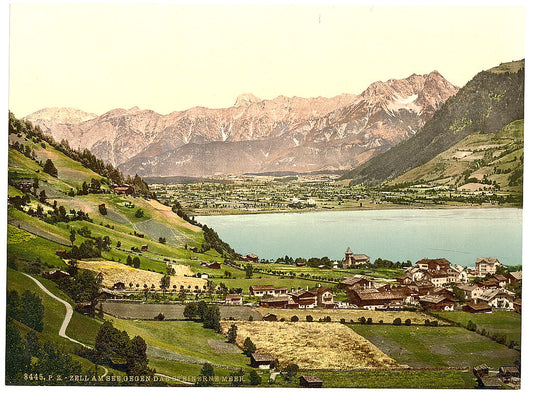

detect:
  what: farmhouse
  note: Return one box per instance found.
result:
[416,258,451,270]
[44,269,71,282]
[259,296,297,309]
[406,260,467,287]
[98,203,107,215]
[477,288,515,310]
[113,281,126,290]
[342,247,370,267]
[241,254,258,262]
[299,375,323,388]
[309,286,334,308]
[55,250,67,257]
[462,302,492,313]
[250,285,288,297]
[475,257,501,277]
[508,271,522,284]
[205,261,221,269]
[499,366,520,382]
[141,245,148,251]
[418,295,456,311]
[250,353,275,369]
[339,275,373,290]
[289,289,318,308]
[224,294,243,305]
[347,288,406,309]
[514,299,521,314]
[113,185,135,195]
[99,287,126,299]
[456,283,484,301]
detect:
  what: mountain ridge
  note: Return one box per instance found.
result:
[25,71,459,177]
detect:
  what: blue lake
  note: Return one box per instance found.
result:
[197,208,523,267]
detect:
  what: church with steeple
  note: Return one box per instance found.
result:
[342,247,370,268]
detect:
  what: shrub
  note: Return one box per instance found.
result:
[306,315,313,322]
[404,318,411,326]
[340,318,345,324]
[359,316,366,324]
[291,315,299,322]
[154,313,165,321]
[393,318,402,325]
[366,317,373,324]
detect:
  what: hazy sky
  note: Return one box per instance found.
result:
[9,3,525,117]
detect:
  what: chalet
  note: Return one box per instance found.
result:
[241,254,259,263]
[205,261,221,269]
[251,353,275,369]
[416,258,451,270]
[473,364,490,379]
[462,302,492,313]
[259,296,296,309]
[199,273,209,279]
[475,257,501,277]
[407,280,435,296]
[508,271,522,285]
[477,376,504,389]
[19,181,33,192]
[478,288,515,310]
[456,284,484,301]
[262,313,278,321]
[190,247,199,253]
[309,286,334,308]
[494,274,508,286]
[338,275,373,290]
[112,281,126,290]
[99,287,126,299]
[55,249,67,257]
[431,287,456,301]
[342,247,370,267]
[514,299,521,314]
[224,294,243,305]
[249,285,288,297]
[289,289,317,308]
[396,275,412,285]
[141,245,148,252]
[98,203,107,215]
[113,185,135,195]
[299,375,323,388]
[499,366,520,382]
[347,288,406,309]
[295,261,307,267]
[418,295,456,311]
[44,269,71,282]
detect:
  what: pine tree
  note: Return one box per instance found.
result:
[43,159,58,177]
[243,337,256,356]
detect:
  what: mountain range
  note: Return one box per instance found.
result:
[25,71,459,177]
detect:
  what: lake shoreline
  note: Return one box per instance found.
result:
[191,203,522,217]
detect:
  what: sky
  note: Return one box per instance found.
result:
[8,3,526,118]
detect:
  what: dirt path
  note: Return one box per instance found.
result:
[22,273,109,377]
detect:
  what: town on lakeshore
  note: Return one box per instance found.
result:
[6,4,525,390]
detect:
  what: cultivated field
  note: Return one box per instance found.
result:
[76,260,207,291]
[255,308,446,325]
[220,321,400,370]
[349,324,520,369]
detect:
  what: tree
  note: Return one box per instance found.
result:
[393,317,402,325]
[306,315,313,322]
[5,321,30,384]
[196,301,208,321]
[203,305,221,332]
[43,159,58,177]
[69,230,76,246]
[227,324,238,343]
[183,302,197,320]
[126,255,133,266]
[158,237,166,244]
[39,189,47,203]
[243,337,256,356]
[196,363,215,386]
[132,257,141,268]
[245,264,253,279]
[160,275,170,293]
[20,290,44,332]
[135,209,144,218]
[282,363,299,381]
[249,370,262,385]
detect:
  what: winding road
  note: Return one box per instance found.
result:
[22,272,195,384]
[22,273,107,376]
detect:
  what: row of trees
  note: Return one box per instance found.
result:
[7,290,45,332]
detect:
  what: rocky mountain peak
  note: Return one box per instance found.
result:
[234,93,262,107]
[24,107,98,124]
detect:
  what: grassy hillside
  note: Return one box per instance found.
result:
[388,119,523,191]
[342,59,524,186]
